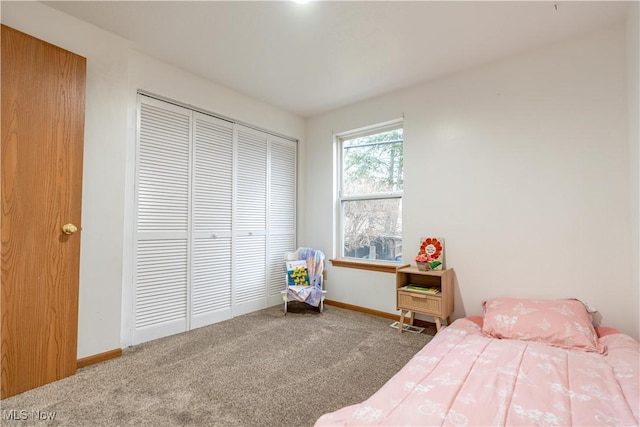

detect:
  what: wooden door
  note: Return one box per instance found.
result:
[1,25,86,399]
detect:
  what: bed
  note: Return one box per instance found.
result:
[316,298,639,426]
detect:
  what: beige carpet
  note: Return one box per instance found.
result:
[1,304,433,427]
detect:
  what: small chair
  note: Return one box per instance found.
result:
[281,247,326,314]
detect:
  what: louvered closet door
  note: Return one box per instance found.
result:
[267,136,297,306]
[134,96,191,344]
[234,125,268,316]
[191,112,233,329]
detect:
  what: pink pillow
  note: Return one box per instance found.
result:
[482,298,606,353]
[595,326,620,338]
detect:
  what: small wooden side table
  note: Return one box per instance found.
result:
[396,267,454,332]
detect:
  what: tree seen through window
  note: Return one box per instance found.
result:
[341,127,403,261]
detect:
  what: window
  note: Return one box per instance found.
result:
[337,122,403,263]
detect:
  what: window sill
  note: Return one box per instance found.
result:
[329,258,409,274]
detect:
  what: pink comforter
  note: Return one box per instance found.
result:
[316,318,639,426]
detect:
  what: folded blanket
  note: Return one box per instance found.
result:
[287,248,325,307]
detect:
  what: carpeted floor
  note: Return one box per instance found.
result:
[0,304,433,427]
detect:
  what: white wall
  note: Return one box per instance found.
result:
[626,2,640,344]
[2,1,305,357]
[305,23,639,339]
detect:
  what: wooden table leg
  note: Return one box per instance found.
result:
[435,317,442,331]
[445,316,451,326]
[399,310,406,334]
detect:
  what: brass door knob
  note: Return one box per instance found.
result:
[62,223,78,235]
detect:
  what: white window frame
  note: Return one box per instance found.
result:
[335,119,404,265]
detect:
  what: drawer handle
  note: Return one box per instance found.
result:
[410,294,427,299]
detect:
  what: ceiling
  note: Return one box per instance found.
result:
[43,1,630,118]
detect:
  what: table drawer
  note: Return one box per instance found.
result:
[397,290,441,315]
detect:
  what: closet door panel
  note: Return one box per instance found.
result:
[191,113,234,328]
[234,235,267,316]
[134,97,190,344]
[236,127,267,232]
[267,137,297,305]
[193,113,233,235]
[137,105,190,233]
[234,126,268,313]
[192,237,232,328]
[135,239,188,343]
[268,234,296,305]
[269,137,296,232]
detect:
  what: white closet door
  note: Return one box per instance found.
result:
[134,95,298,344]
[234,125,267,315]
[191,112,234,329]
[134,96,191,344]
[268,136,297,305]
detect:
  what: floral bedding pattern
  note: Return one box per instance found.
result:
[315,318,639,426]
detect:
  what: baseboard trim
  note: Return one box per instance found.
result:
[325,299,398,320]
[77,348,122,369]
[324,299,437,330]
